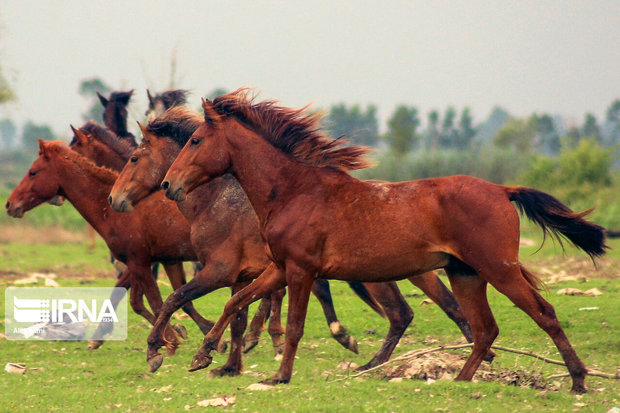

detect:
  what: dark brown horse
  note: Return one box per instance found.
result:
[163,90,607,393]
[5,140,210,353]
[146,89,189,122]
[97,90,137,145]
[109,110,439,375]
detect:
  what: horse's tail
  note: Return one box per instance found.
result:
[506,186,608,260]
[347,282,386,318]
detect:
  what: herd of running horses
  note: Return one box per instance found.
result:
[5,88,608,394]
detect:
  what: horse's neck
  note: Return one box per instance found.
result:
[228,133,314,225]
[54,156,114,234]
[93,147,127,171]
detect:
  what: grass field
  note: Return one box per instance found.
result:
[0,222,618,412]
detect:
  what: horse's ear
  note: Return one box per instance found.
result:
[118,90,133,105]
[202,98,221,128]
[38,139,48,157]
[137,122,151,144]
[147,90,154,106]
[73,127,89,146]
[97,92,108,107]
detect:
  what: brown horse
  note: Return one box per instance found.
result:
[146,89,189,121]
[109,110,430,374]
[110,108,480,374]
[162,90,607,393]
[5,140,208,353]
[97,90,137,145]
[69,125,216,343]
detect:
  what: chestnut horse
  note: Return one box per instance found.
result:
[97,90,137,145]
[69,125,216,343]
[5,140,209,354]
[110,107,478,374]
[163,90,607,393]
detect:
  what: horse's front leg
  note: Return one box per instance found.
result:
[261,263,315,385]
[189,263,286,372]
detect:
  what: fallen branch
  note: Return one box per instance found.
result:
[331,343,620,382]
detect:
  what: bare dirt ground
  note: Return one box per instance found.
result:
[0,225,90,244]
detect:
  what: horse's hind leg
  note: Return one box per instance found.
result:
[210,281,251,377]
[267,287,286,356]
[357,282,413,371]
[242,297,271,353]
[162,263,215,334]
[485,264,586,393]
[311,279,358,354]
[445,271,499,382]
[89,270,131,350]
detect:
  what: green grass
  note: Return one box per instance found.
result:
[0,235,618,412]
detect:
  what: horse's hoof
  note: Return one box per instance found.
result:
[173,324,188,340]
[88,340,104,350]
[570,384,587,394]
[165,346,177,357]
[148,354,164,373]
[273,343,284,356]
[189,352,213,372]
[210,365,241,377]
[483,349,496,363]
[259,376,289,386]
[216,340,228,354]
[242,338,259,354]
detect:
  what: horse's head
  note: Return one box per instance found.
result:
[6,140,62,218]
[98,90,134,137]
[109,124,177,211]
[162,99,232,202]
[145,89,189,122]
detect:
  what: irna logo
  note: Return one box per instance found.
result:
[5,287,127,341]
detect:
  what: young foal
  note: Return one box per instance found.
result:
[163,91,607,393]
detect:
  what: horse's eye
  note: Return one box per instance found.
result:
[29,170,37,177]
[130,156,138,163]
[191,138,200,145]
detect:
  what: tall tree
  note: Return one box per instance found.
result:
[425,110,440,150]
[384,105,420,155]
[79,77,112,122]
[605,99,620,146]
[0,118,17,149]
[581,113,600,141]
[327,103,379,146]
[533,113,560,155]
[455,108,476,150]
[21,121,54,153]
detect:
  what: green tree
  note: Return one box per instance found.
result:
[493,116,536,153]
[455,108,475,150]
[581,113,600,141]
[605,99,620,146]
[425,110,440,150]
[384,105,420,155]
[533,113,560,155]
[79,77,112,122]
[0,66,14,104]
[0,118,17,149]
[438,106,457,148]
[327,103,379,146]
[21,121,54,153]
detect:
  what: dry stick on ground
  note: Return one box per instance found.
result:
[331,343,620,382]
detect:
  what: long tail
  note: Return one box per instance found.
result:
[347,282,386,318]
[507,186,608,260]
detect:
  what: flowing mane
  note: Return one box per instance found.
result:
[146,107,203,147]
[48,141,119,185]
[79,121,136,160]
[210,89,372,171]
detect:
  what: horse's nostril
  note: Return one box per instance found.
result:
[5,201,10,209]
[161,181,170,190]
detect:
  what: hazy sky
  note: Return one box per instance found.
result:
[1,1,619,136]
